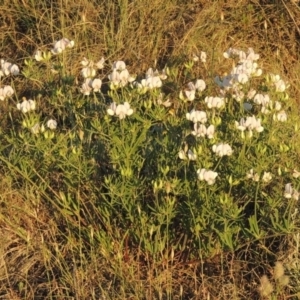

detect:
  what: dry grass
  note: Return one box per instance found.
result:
[0,0,300,299]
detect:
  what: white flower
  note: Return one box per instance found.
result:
[180,149,197,160]
[192,123,215,139]
[113,61,126,71]
[119,69,130,84]
[115,102,133,119]
[186,109,207,124]
[96,57,105,69]
[204,96,225,109]
[194,79,206,92]
[91,78,102,92]
[17,99,36,113]
[107,102,117,116]
[81,57,90,66]
[254,68,262,76]
[262,172,272,183]
[182,79,206,101]
[47,119,57,130]
[34,50,44,61]
[254,93,270,106]
[222,48,262,88]
[51,38,74,54]
[157,94,172,107]
[200,51,207,63]
[81,66,96,78]
[107,102,133,119]
[159,67,168,80]
[284,183,293,199]
[108,62,133,88]
[274,79,286,92]
[197,168,218,185]
[0,60,11,76]
[9,64,19,75]
[292,190,299,201]
[223,48,242,59]
[275,101,282,111]
[246,169,260,182]
[236,118,246,131]
[285,184,299,200]
[80,79,93,95]
[184,89,196,101]
[0,59,19,76]
[270,74,286,92]
[245,116,264,133]
[232,87,245,102]
[237,73,249,84]
[108,69,121,87]
[206,125,215,139]
[261,106,270,115]
[275,110,287,122]
[187,149,197,160]
[246,48,260,61]
[192,54,199,62]
[140,75,162,89]
[184,88,196,101]
[0,85,14,100]
[212,143,233,157]
[293,169,300,178]
[192,123,207,137]
[184,82,197,101]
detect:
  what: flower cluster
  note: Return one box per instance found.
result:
[197,168,218,185]
[284,183,299,200]
[224,47,261,83]
[215,48,262,101]
[80,78,102,95]
[274,110,287,122]
[186,110,207,123]
[235,115,264,137]
[79,57,104,95]
[108,61,135,89]
[192,123,215,138]
[204,96,225,109]
[155,93,172,107]
[193,51,207,63]
[246,169,272,183]
[30,118,57,134]
[253,93,271,114]
[107,102,133,119]
[17,98,36,113]
[0,59,19,77]
[178,148,197,161]
[186,109,215,139]
[180,79,206,101]
[134,68,166,92]
[212,143,233,157]
[0,85,14,101]
[269,74,287,93]
[47,119,57,130]
[80,57,104,78]
[51,38,74,54]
